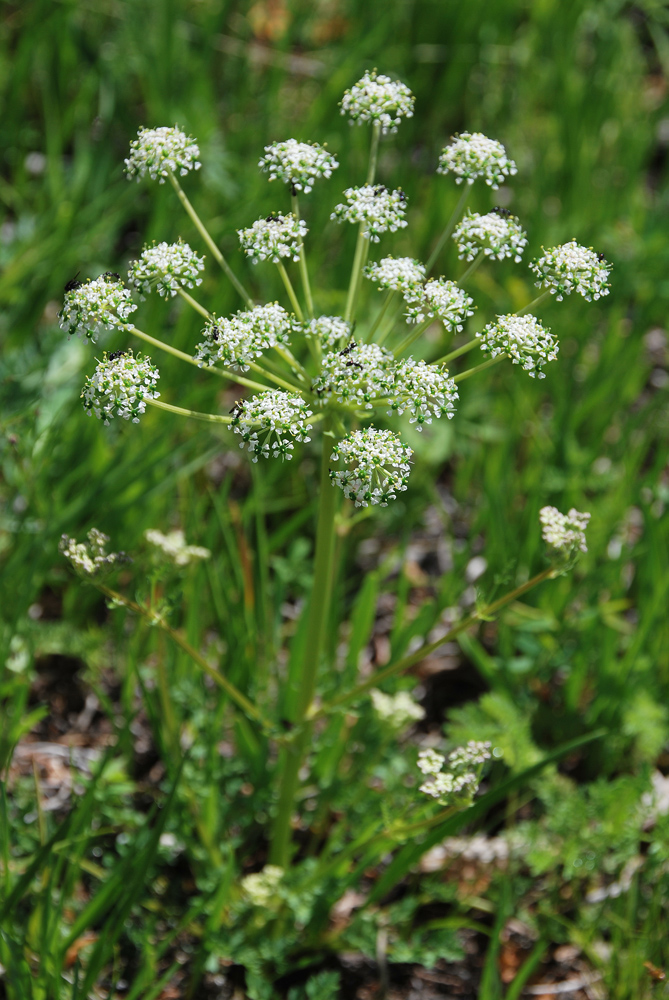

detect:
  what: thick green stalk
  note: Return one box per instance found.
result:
[167,170,253,307]
[276,260,305,322]
[177,287,210,319]
[453,353,505,383]
[517,289,551,316]
[458,249,486,285]
[291,193,315,319]
[433,338,479,365]
[426,185,470,273]
[269,422,339,866]
[393,316,433,358]
[146,398,233,424]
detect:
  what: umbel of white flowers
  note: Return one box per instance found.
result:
[59,529,131,577]
[417,741,492,805]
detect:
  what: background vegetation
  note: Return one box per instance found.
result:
[1,0,669,997]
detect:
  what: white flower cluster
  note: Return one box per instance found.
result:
[145,528,211,566]
[194,304,295,371]
[417,741,491,804]
[303,315,352,349]
[478,313,558,378]
[453,210,528,263]
[81,350,160,424]
[238,213,307,264]
[231,391,313,461]
[331,185,408,243]
[370,689,425,729]
[340,70,414,134]
[125,126,201,182]
[59,275,137,343]
[330,427,412,507]
[422,278,475,332]
[529,241,612,302]
[258,139,339,193]
[389,359,458,429]
[59,528,131,577]
[314,342,394,408]
[539,506,591,555]
[128,241,205,299]
[364,256,426,321]
[240,865,284,907]
[438,132,517,189]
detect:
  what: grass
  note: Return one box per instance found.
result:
[1,0,669,996]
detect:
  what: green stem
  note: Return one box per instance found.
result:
[344,225,367,324]
[147,398,233,424]
[426,185,470,273]
[246,361,304,395]
[126,324,268,394]
[276,260,304,322]
[313,566,555,719]
[274,345,309,382]
[453,353,505,383]
[99,585,274,731]
[517,289,551,316]
[433,338,479,365]
[366,121,382,185]
[269,421,339,866]
[167,170,253,308]
[292,193,315,319]
[176,287,210,319]
[366,289,397,343]
[458,250,486,285]
[393,317,433,358]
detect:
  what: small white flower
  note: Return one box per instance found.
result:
[370,689,425,729]
[529,241,612,302]
[364,256,426,321]
[331,185,408,243]
[449,741,492,768]
[389,358,459,430]
[417,748,446,776]
[340,69,414,134]
[330,427,412,507]
[194,303,296,371]
[128,241,205,300]
[303,316,352,349]
[539,506,591,555]
[258,139,339,193]
[232,391,313,462]
[422,278,474,332]
[420,771,479,800]
[125,126,201,183]
[59,275,137,343]
[145,529,210,566]
[241,866,284,907]
[417,741,491,804]
[453,210,528,263]
[81,350,160,424]
[314,342,395,409]
[238,213,307,264]
[438,132,517,189]
[478,313,558,378]
[59,528,131,577]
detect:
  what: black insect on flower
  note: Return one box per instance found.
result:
[346,360,364,370]
[107,350,128,361]
[373,184,387,196]
[491,206,512,219]
[229,400,244,418]
[397,189,407,203]
[102,271,122,282]
[64,272,82,292]
[339,340,356,357]
[266,214,280,222]
[597,252,606,262]
[210,326,220,342]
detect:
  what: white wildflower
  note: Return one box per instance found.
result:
[340,70,414,134]
[330,427,412,507]
[370,689,425,729]
[128,241,205,300]
[238,213,307,264]
[422,278,474,332]
[314,342,395,409]
[420,771,478,800]
[438,133,517,189]
[478,313,558,378]
[417,740,491,805]
[145,529,210,566]
[530,241,612,302]
[232,391,313,462]
[59,528,131,577]
[453,209,528,263]
[364,256,426,322]
[449,741,492,768]
[125,126,201,182]
[59,275,137,343]
[389,358,458,429]
[258,139,338,193]
[81,350,160,424]
[539,506,591,555]
[241,866,284,907]
[417,748,446,776]
[194,303,295,371]
[303,316,352,349]
[331,185,408,243]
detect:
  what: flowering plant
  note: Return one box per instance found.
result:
[58,70,606,989]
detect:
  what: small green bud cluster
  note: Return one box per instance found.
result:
[478,314,558,378]
[128,241,205,300]
[59,275,137,343]
[331,185,408,243]
[231,391,314,461]
[530,241,612,302]
[125,126,201,182]
[194,304,296,371]
[258,139,339,193]
[59,528,131,577]
[417,741,492,805]
[330,427,412,507]
[438,132,517,189]
[238,213,307,265]
[454,210,528,263]
[81,350,160,423]
[340,70,414,134]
